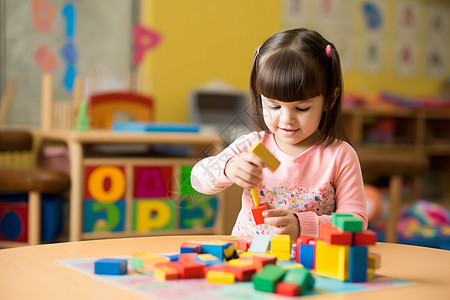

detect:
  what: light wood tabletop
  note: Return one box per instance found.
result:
[1,235,449,299]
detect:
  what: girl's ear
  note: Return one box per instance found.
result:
[323,88,340,112]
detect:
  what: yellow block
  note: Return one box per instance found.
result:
[314,240,350,281]
[249,141,280,172]
[227,259,254,267]
[368,252,381,270]
[271,251,291,261]
[154,265,179,281]
[206,271,235,284]
[271,234,291,253]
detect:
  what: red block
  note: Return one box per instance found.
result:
[178,253,199,263]
[224,264,257,281]
[353,230,377,246]
[275,281,300,296]
[251,204,266,225]
[319,223,352,245]
[296,236,315,245]
[175,262,205,279]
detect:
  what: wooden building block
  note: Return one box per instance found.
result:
[331,213,363,233]
[271,251,291,261]
[195,254,223,266]
[178,253,198,263]
[275,281,300,296]
[353,230,377,246]
[180,242,202,253]
[223,263,257,281]
[176,262,205,279]
[296,236,315,245]
[251,203,266,225]
[314,240,349,281]
[248,234,271,254]
[154,264,180,281]
[271,234,291,253]
[319,222,352,245]
[297,244,315,269]
[239,252,277,271]
[206,270,235,284]
[348,246,368,282]
[94,258,127,275]
[368,252,381,270]
[252,264,286,293]
[282,268,315,293]
[249,141,280,172]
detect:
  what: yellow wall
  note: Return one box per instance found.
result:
[140,0,282,122]
[141,0,449,122]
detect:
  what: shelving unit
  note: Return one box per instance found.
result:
[342,105,450,210]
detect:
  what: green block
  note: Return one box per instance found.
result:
[332,213,363,232]
[130,257,143,269]
[283,268,315,292]
[252,265,286,293]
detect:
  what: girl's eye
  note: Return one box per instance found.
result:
[268,106,281,110]
[296,107,310,111]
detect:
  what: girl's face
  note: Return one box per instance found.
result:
[261,95,324,155]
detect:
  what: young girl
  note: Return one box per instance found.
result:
[191,28,367,241]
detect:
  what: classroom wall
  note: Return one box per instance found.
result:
[140,0,283,123]
[141,0,449,122]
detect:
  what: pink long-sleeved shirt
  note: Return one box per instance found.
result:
[191,131,367,238]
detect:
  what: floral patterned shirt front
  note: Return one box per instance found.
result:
[191,131,367,237]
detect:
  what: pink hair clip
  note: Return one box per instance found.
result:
[325,45,332,57]
[255,46,261,57]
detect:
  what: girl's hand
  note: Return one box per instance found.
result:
[225,152,267,189]
[263,202,300,242]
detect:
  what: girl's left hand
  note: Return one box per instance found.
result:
[262,202,300,242]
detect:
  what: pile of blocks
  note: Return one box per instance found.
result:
[298,213,380,282]
[93,213,380,297]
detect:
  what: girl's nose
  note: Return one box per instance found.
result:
[280,109,295,124]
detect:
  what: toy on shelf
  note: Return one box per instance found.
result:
[91,213,380,297]
[248,141,280,224]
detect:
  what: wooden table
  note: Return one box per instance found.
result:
[1,235,449,299]
[38,130,225,242]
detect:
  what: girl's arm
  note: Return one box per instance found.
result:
[190,132,261,194]
[295,143,368,238]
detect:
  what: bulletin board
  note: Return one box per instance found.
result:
[2,0,133,127]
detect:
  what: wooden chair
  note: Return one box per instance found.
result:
[358,150,429,243]
[0,130,69,246]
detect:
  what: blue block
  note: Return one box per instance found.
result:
[298,244,315,269]
[94,258,128,275]
[200,243,225,260]
[348,246,368,282]
[160,252,180,262]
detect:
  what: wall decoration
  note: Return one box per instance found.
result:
[60,1,77,91]
[32,0,55,33]
[394,37,418,75]
[33,44,58,72]
[395,0,420,35]
[133,25,161,65]
[283,0,309,28]
[361,34,384,73]
[361,0,384,31]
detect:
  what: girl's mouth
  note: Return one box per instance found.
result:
[280,128,299,136]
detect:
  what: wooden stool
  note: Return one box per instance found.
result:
[358,150,429,243]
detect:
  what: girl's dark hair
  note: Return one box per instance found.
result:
[249,28,347,146]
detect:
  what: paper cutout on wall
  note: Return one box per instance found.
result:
[283,0,308,28]
[396,1,419,34]
[394,38,418,75]
[62,1,76,38]
[362,1,383,30]
[61,1,77,91]
[32,0,55,34]
[133,25,162,64]
[34,44,58,72]
[361,35,384,73]
[83,199,125,233]
[426,42,447,77]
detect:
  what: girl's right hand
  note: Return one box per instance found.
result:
[224,152,267,189]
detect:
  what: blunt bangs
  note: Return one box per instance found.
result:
[255,49,325,102]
